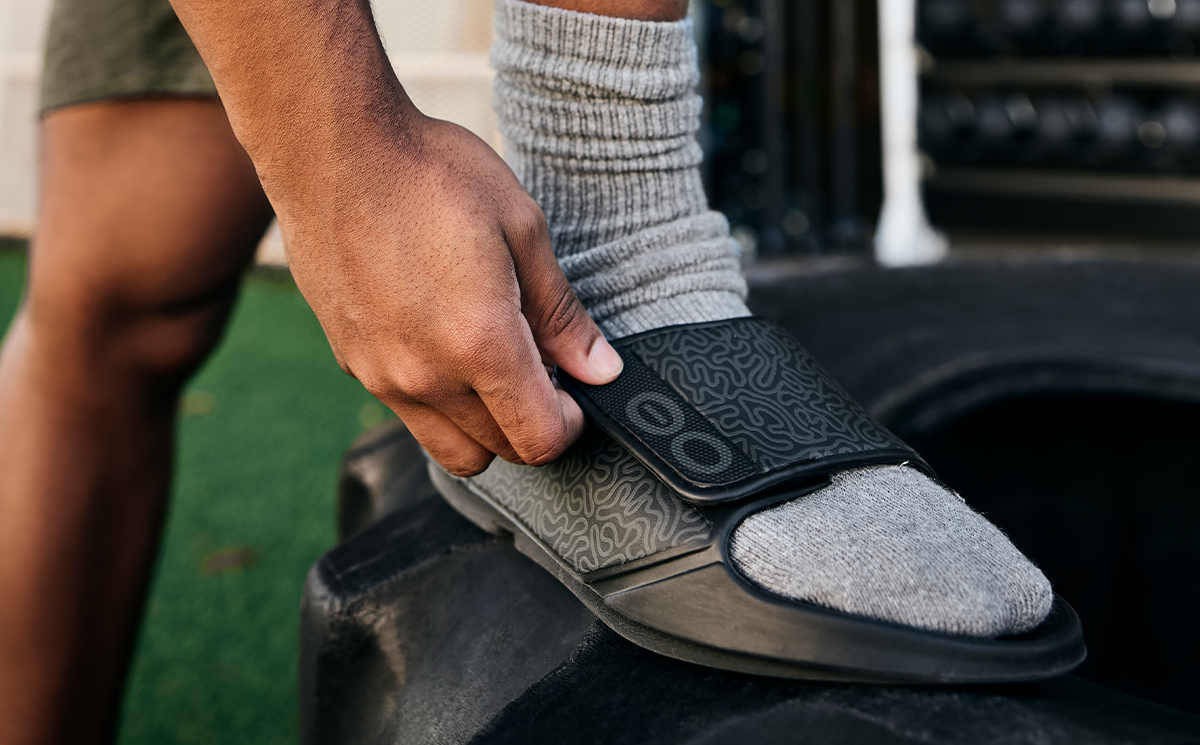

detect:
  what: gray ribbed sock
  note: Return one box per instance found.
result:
[492,0,749,337]
[492,0,1052,637]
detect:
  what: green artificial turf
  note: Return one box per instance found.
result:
[122,271,391,744]
[0,249,390,743]
[0,249,27,316]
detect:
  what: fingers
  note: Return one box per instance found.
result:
[286,119,607,476]
[395,381,588,474]
[425,389,524,464]
[463,321,590,466]
[396,364,587,472]
[398,403,498,477]
[502,202,623,387]
[371,276,593,470]
[427,197,606,466]
[389,335,589,470]
[553,387,587,447]
[386,370,525,465]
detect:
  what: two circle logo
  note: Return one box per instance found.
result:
[626,392,732,476]
[626,392,682,435]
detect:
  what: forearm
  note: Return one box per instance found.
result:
[167,0,419,206]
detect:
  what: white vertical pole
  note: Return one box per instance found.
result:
[875,0,948,267]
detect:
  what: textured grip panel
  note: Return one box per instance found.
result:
[630,320,909,470]
[581,351,758,487]
[563,318,928,504]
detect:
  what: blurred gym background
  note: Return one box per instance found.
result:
[704,0,1200,256]
[8,0,1200,258]
[918,0,1200,243]
[2,0,1200,741]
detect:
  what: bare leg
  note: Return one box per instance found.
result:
[0,98,273,745]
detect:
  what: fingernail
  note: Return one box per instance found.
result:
[589,339,623,381]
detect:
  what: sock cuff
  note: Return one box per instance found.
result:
[494,77,702,159]
[492,0,698,100]
[598,290,752,339]
[558,212,735,279]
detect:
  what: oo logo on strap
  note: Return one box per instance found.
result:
[626,392,733,477]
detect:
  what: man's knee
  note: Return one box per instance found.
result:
[23,268,240,387]
[22,99,271,388]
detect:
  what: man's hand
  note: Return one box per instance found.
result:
[169,0,622,475]
[283,114,623,475]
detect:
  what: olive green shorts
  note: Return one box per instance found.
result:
[39,0,216,113]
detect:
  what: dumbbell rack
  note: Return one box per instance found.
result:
[918,0,1200,241]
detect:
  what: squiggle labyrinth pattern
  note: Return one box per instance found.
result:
[472,430,713,573]
[631,320,909,471]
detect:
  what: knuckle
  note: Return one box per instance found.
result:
[455,323,496,359]
[506,200,549,249]
[536,283,587,340]
[444,451,495,477]
[354,370,388,399]
[333,354,357,379]
[518,426,568,467]
[513,198,547,229]
[356,366,440,407]
[393,370,447,404]
[497,451,527,466]
[446,322,509,375]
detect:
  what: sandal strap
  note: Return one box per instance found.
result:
[562,318,931,504]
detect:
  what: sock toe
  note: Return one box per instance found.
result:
[729,465,1054,638]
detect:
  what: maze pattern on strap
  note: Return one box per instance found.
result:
[569,318,919,494]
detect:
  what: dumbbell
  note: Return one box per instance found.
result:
[1035,95,1099,156]
[1160,97,1200,148]
[920,91,977,153]
[1094,94,1146,153]
[1174,0,1200,34]
[1112,0,1154,35]
[974,92,1038,150]
[920,0,973,45]
[999,0,1048,37]
[1056,0,1106,39]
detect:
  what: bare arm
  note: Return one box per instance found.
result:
[170,0,623,474]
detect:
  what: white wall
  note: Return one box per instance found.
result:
[0,0,52,237]
[375,0,498,150]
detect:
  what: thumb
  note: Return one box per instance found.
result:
[507,208,623,386]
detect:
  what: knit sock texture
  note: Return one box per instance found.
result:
[732,466,1052,636]
[492,0,749,338]
[491,0,1052,637]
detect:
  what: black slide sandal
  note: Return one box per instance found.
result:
[432,318,1086,683]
